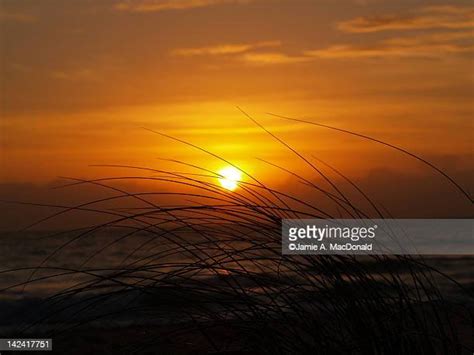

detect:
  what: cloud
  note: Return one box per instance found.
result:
[306,29,474,59]
[338,5,474,33]
[173,27,474,64]
[239,52,311,65]
[353,0,380,6]
[172,41,309,65]
[312,5,474,60]
[172,41,281,56]
[0,10,36,23]
[383,31,473,46]
[115,0,254,12]
[306,42,474,59]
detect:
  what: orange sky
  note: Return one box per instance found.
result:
[0,0,472,190]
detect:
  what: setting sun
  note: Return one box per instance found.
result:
[218,166,242,191]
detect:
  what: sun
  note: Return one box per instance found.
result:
[218,166,242,191]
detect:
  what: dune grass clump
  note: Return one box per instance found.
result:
[1,113,472,354]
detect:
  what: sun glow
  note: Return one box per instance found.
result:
[218,166,242,191]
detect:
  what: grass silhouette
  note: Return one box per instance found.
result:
[0,111,472,354]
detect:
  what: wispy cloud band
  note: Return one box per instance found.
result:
[306,41,474,59]
[167,4,473,63]
[172,41,281,56]
[239,52,311,64]
[338,5,474,33]
[115,0,254,13]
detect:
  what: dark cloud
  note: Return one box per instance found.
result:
[338,5,474,33]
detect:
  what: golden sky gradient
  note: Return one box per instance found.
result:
[0,0,472,190]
